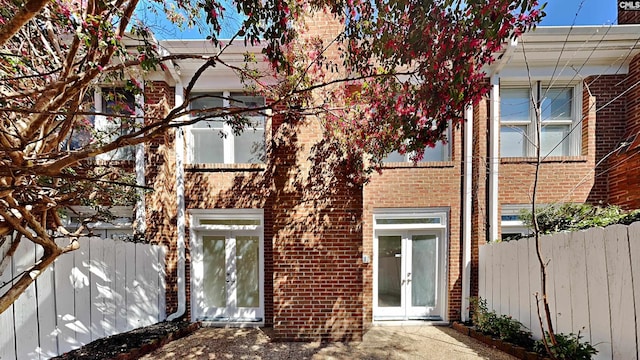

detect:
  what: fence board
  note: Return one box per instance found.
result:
[584,228,612,360]
[34,244,58,359]
[102,239,116,336]
[516,238,531,331]
[501,241,517,319]
[114,241,127,333]
[89,238,105,341]
[498,242,509,316]
[12,240,39,360]
[53,251,78,354]
[629,222,640,360]
[478,244,486,304]
[528,236,542,339]
[605,225,636,360]
[73,238,92,347]
[125,242,137,331]
[552,233,572,334]
[567,231,589,341]
[0,235,16,360]
[157,245,167,321]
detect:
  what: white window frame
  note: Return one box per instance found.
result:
[499,82,582,158]
[186,91,266,164]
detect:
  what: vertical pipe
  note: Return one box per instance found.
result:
[461,105,473,322]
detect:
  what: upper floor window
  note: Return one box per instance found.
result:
[500,83,581,158]
[66,88,138,161]
[188,92,265,164]
[96,88,137,161]
[383,127,451,163]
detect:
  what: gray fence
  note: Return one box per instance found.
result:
[0,236,166,359]
[479,222,640,360]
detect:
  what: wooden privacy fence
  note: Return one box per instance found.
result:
[0,236,166,360]
[479,222,640,360]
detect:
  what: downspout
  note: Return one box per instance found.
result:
[461,105,473,322]
[488,76,500,243]
[166,63,186,321]
[487,38,517,243]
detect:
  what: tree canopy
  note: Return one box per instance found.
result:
[0,0,543,313]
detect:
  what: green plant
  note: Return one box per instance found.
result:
[520,203,640,234]
[469,297,533,348]
[534,332,598,360]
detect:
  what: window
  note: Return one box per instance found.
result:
[188,92,266,164]
[500,83,581,158]
[500,205,531,241]
[383,127,451,163]
[95,88,137,160]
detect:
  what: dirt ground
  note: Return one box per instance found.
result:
[139,325,517,360]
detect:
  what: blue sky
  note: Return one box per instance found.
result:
[541,0,618,26]
[145,0,620,40]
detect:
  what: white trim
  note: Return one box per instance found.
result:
[461,105,473,322]
[489,77,500,243]
[189,209,264,324]
[372,209,449,322]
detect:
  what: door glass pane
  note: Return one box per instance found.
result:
[378,236,402,307]
[412,234,437,307]
[203,236,226,307]
[236,236,259,308]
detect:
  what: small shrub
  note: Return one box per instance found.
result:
[534,332,598,360]
[469,297,533,348]
[520,203,640,234]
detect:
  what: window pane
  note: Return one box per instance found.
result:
[501,88,531,122]
[412,234,437,307]
[236,236,260,308]
[383,151,406,163]
[203,236,226,308]
[193,129,224,163]
[378,236,402,307]
[101,88,136,160]
[191,93,224,111]
[420,142,446,162]
[234,117,265,164]
[500,125,527,157]
[229,93,265,109]
[541,125,570,157]
[542,88,572,121]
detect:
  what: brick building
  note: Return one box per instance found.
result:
[133,4,640,341]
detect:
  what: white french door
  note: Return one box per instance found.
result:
[374,231,444,320]
[193,230,264,323]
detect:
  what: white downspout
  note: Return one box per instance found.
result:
[461,105,473,322]
[167,74,187,321]
[489,76,500,243]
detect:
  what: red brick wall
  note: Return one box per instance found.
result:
[619,7,640,24]
[363,127,463,322]
[143,81,180,316]
[471,89,489,300]
[608,53,640,208]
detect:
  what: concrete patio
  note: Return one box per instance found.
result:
[139,325,517,359]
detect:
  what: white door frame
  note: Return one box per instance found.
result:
[189,209,264,325]
[372,209,448,322]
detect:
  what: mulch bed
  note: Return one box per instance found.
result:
[52,320,201,360]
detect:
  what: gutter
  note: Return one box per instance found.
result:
[165,61,187,321]
[461,105,473,322]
